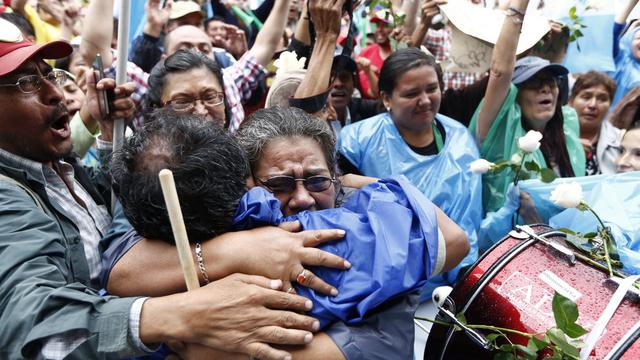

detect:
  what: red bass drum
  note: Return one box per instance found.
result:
[424,224,640,360]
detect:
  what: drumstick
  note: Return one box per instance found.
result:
[158,169,201,291]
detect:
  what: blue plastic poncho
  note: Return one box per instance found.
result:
[233,177,442,329]
[468,84,585,214]
[337,113,482,295]
[481,172,640,274]
[612,27,640,107]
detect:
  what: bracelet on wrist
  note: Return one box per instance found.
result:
[506,6,526,18]
[195,241,210,285]
[504,7,525,25]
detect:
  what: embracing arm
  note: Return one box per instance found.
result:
[475,0,528,143]
[434,207,469,273]
[107,226,349,297]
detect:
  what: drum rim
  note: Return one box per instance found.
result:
[427,224,552,360]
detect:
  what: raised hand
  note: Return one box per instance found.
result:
[144,0,173,37]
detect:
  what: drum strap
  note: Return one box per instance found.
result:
[580,274,640,360]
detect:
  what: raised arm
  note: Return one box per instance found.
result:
[79,0,114,67]
[293,0,311,46]
[411,0,448,48]
[10,0,27,14]
[475,0,529,143]
[249,0,293,66]
[401,0,421,37]
[616,0,639,24]
[293,0,344,100]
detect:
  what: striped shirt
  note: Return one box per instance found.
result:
[0,148,110,280]
[0,148,151,359]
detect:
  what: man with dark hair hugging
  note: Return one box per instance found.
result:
[106,107,469,359]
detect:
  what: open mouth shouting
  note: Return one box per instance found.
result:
[47,105,71,140]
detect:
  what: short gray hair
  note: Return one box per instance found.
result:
[235,106,337,176]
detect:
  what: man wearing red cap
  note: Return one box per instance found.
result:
[0,18,325,360]
[355,9,394,99]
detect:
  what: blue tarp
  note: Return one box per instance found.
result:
[562,14,616,74]
[481,172,640,274]
[234,176,442,329]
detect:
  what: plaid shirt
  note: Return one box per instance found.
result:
[108,51,265,133]
[424,27,486,91]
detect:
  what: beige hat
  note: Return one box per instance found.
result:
[265,70,307,109]
[169,1,203,20]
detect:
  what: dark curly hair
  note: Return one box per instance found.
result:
[111,108,249,244]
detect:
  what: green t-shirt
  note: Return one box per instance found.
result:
[469,84,585,214]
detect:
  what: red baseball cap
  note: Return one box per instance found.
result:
[370,9,391,25]
[0,18,72,77]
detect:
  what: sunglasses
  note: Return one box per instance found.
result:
[257,175,336,193]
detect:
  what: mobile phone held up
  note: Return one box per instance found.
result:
[92,53,116,118]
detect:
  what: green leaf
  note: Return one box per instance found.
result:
[569,6,577,18]
[539,168,556,183]
[564,322,588,339]
[604,230,621,261]
[455,312,467,325]
[499,344,514,353]
[565,234,589,250]
[513,344,537,359]
[583,232,597,239]
[558,227,577,235]
[524,161,540,172]
[546,328,580,359]
[493,353,516,360]
[552,292,580,333]
[528,336,548,352]
[486,333,501,344]
[574,29,584,38]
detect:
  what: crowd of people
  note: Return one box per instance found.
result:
[0,0,639,359]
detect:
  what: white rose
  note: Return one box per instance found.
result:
[518,130,543,153]
[550,181,584,208]
[432,286,453,307]
[469,159,494,174]
[273,51,307,75]
[511,153,522,164]
[586,0,606,11]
